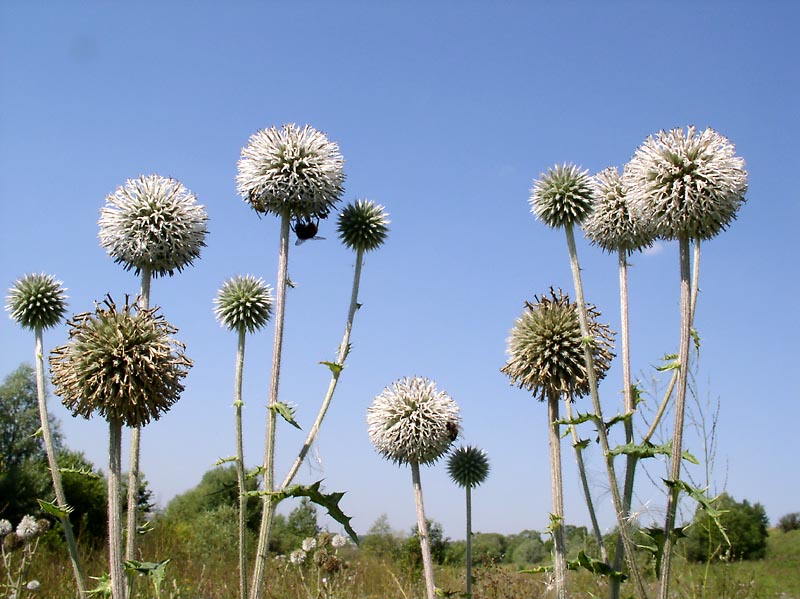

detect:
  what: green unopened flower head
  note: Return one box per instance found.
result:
[337,199,390,252]
[367,376,460,466]
[99,174,208,277]
[237,123,345,220]
[502,289,614,401]
[623,126,748,241]
[583,167,656,254]
[447,445,490,489]
[214,275,274,334]
[6,273,68,331]
[49,295,191,428]
[530,163,595,229]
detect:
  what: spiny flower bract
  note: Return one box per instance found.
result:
[583,167,656,254]
[447,445,490,489]
[237,123,345,220]
[214,275,274,334]
[623,126,747,241]
[6,273,68,331]
[367,376,460,466]
[530,163,595,229]
[502,289,614,401]
[337,199,390,252]
[49,295,191,428]
[99,174,208,278]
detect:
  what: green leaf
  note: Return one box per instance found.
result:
[59,466,100,479]
[214,456,238,466]
[270,401,301,430]
[125,558,171,590]
[286,277,296,289]
[31,426,43,439]
[247,465,265,479]
[568,551,627,582]
[609,441,698,465]
[86,573,111,597]
[604,412,633,430]
[630,383,645,407]
[690,328,701,353]
[519,564,553,575]
[38,498,73,519]
[556,411,596,426]
[573,438,591,450]
[656,359,681,372]
[639,526,687,574]
[320,360,344,375]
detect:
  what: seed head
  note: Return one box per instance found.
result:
[331,533,347,548]
[6,273,68,331]
[582,167,656,254]
[530,163,595,229]
[99,174,208,278]
[289,548,307,565]
[337,199,390,252]
[15,515,39,541]
[237,123,345,220]
[214,275,273,334]
[623,126,747,240]
[502,289,614,401]
[367,376,460,466]
[447,445,490,489]
[0,520,11,537]
[26,580,41,592]
[49,295,191,428]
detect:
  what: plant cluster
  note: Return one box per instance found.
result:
[1,515,49,599]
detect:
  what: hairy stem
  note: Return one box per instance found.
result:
[34,329,87,597]
[234,328,248,599]
[465,484,473,598]
[109,419,126,599]
[411,462,436,599]
[547,392,568,599]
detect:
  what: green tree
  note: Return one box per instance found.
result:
[58,449,108,546]
[470,532,506,565]
[683,493,769,562]
[359,513,402,559]
[778,513,800,533]
[399,520,449,570]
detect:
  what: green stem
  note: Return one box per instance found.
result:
[547,391,568,599]
[234,328,248,599]
[109,418,126,599]
[465,484,473,598]
[657,236,693,599]
[34,329,87,597]
[411,462,436,599]
[564,224,649,599]
[250,211,291,599]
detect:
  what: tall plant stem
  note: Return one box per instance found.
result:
[234,328,248,599]
[564,398,609,565]
[34,330,87,597]
[547,391,568,599]
[465,484,474,598]
[281,247,365,489]
[563,224,649,598]
[126,266,151,564]
[109,419,126,599]
[250,211,291,599]
[411,462,436,599]
[657,237,693,599]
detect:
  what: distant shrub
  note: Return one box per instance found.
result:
[778,512,800,533]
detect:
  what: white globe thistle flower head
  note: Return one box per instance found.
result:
[99,174,208,278]
[6,273,68,331]
[0,519,12,537]
[367,376,460,467]
[237,123,345,221]
[289,548,307,565]
[337,199,390,252]
[582,167,656,255]
[26,580,40,592]
[530,163,595,229]
[331,533,347,548]
[301,537,318,552]
[623,126,747,241]
[214,275,274,334]
[15,515,39,541]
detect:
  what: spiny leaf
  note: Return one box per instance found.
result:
[690,328,701,353]
[556,411,596,426]
[630,382,645,406]
[86,573,111,597]
[124,558,171,589]
[270,401,301,429]
[610,441,698,464]
[573,438,591,450]
[59,466,100,479]
[657,358,681,372]
[31,427,44,439]
[604,412,633,430]
[38,498,73,519]
[320,360,344,375]
[570,551,627,581]
[286,277,296,289]
[214,456,238,466]
[247,466,265,479]
[519,564,553,575]
[639,526,687,574]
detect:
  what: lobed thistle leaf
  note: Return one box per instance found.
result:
[49,295,191,428]
[6,273,68,331]
[530,163,595,229]
[582,167,656,254]
[623,126,747,241]
[99,174,208,277]
[236,123,345,220]
[337,199,390,252]
[502,288,614,401]
[367,376,460,467]
[213,275,274,334]
[447,445,490,489]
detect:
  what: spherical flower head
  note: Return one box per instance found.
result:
[15,515,39,541]
[582,167,656,254]
[301,537,318,552]
[447,445,490,489]
[6,273,68,331]
[337,199,390,252]
[214,275,274,334]
[331,533,347,548]
[530,163,595,229]
[26,580,40,592]
[49,295,192,428]
[502,289,615,401]
[367,376,460,466]
[623,126,747,241]
[289,548,307,565]
[99,174,208,278]
[0,519,12,537]
[236,123,345,220]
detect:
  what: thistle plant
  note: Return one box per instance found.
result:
[236,123,345,599]
[214,275,274,599]
[1,515,50,599]
[530,163,649,597]
[367,377,460,599]
[447,445,489,598]
[99,173,208,564]
[5,274,86,597]
[502,289,613,599]
[624,126,747,599]
[50,296,191,599]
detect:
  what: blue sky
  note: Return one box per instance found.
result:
[2,2,798,541]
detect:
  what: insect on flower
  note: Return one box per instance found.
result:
[292,216,326,245]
